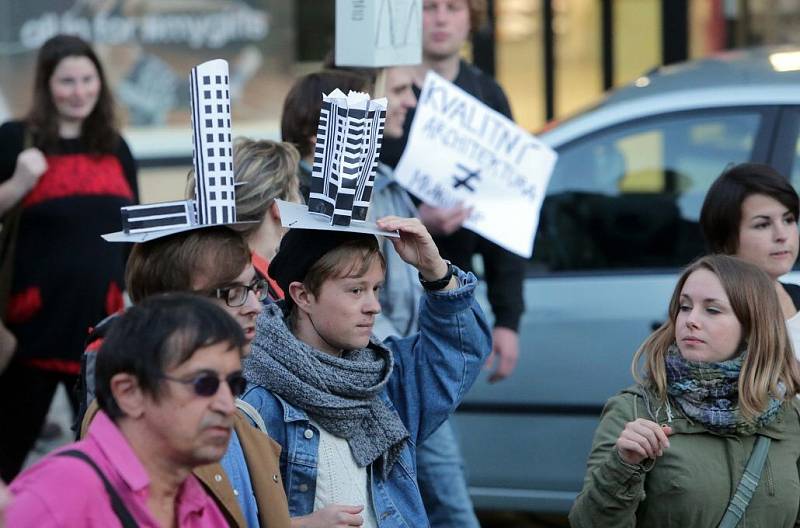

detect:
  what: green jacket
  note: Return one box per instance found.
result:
[569,385,800,528]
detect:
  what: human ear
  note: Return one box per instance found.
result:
[288,281,314,312]
[268,200,281,222]
[110,373,145,419]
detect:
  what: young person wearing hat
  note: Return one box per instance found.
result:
[79,227,290,528]
[81,58,292,528]
[240,217,491,527]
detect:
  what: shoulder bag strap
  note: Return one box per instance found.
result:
[57,449,139,528]
[236,398,269,436]
[718,434,771,528]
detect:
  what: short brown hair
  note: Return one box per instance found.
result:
[280,70,372,158]
[125,227,251,303]
[303,237,385,297]
[289,236,385,324]
[633,254,800,418]
[700,163,799,254]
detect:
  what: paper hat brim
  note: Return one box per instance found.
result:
[276,200,399,238]
[102,220,259,243]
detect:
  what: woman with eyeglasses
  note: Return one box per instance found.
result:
[188,137,302,302]
[569,254,800,527]
[700,163,800,356]
[0,34,138,482]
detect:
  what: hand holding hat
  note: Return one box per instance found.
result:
[375,216,449,283]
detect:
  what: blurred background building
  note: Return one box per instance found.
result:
[1,0,798,201]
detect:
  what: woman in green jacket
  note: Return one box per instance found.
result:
[570,254,800,528]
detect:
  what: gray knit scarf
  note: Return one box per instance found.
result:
[243,303,409,479]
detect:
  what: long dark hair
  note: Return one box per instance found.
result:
[26,34,118,154]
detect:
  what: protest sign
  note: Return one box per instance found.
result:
[394,71,558,258]
[335,0,421,67]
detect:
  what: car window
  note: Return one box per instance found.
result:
[789,135,800,192]
[532,111,761,272]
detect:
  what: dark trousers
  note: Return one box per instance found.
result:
[0,360,78,481]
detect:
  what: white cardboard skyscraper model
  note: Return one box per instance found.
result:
[308,90,386,225]
[276,89,397,238]
[103,59,250,242]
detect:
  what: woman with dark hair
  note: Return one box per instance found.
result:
[0,34,138,481]
[570,254,800,527]
[699,163,800,354]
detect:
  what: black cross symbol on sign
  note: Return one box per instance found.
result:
[452,163,481,192]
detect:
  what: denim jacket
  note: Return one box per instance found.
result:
[241,267,491,527]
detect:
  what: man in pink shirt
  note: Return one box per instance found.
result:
[7,294,246,527]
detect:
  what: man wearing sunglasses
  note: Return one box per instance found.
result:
[77,227,290,528]
[7,294,246,526]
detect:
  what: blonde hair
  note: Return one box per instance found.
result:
[632,254,800,418]
[186,137,301,239]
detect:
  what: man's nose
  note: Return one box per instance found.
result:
[431,4,448,22]
[212,379,237,415]
[241,289,263,315]
[364,291,382,314]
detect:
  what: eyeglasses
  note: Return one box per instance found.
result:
[161,371,248,398]
[210,278,269,308]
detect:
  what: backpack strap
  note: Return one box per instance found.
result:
[718,435,771,528]
[73,313,121,438]
[57,449,139,528]
[236,398,269,436]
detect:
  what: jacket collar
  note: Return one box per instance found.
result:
[622,384,797,440]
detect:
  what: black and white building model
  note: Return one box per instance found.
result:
[275,88,396,239]
[104,59,248,243]
[308,89,387,227]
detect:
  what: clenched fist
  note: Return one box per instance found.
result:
[13,148,47,195]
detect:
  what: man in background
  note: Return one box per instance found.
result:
[378,1,527,526]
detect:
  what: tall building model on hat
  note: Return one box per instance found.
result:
[103,59,253,243]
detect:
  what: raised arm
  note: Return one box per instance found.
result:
[375,216,492,443]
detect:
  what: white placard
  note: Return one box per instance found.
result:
[335,0,421,67]
[394,71,557,258]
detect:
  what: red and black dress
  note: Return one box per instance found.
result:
[0,120,138,480]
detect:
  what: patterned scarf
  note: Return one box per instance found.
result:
[665,345,782,435]
[243,304,409,479]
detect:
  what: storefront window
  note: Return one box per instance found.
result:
[613,0,660,86]
[552,0,602,118]
[496,0,545,131]
[0,0,296,160]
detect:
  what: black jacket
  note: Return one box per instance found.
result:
[380,61,525,330]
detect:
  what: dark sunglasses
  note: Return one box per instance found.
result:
[162,371,247,398]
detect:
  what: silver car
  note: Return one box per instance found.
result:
[454,46,800,513]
